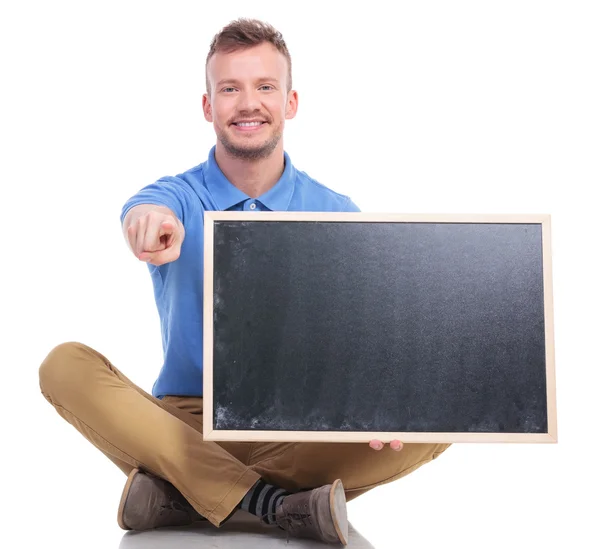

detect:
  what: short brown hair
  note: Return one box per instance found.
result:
[205,18,292,95]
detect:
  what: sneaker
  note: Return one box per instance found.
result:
[268,479,348,545]
[117,468,206,530]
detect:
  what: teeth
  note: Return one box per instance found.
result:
[237,122,262,127]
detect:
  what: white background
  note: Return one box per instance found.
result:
[2,1,599,548]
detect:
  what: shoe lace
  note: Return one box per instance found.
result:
[261,502,312,544]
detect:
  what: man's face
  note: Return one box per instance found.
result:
[203,43,298,160]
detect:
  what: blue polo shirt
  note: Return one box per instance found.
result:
[120,145,361,398]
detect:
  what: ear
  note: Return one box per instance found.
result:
[285,90,299,120]
[202,94,213,122]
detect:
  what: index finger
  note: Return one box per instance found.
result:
[159,221,174,233]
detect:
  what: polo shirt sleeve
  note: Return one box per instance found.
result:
[119,177,194,227]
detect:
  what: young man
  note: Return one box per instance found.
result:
[39,18,450,545]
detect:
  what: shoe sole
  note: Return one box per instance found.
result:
[117,468,141,530]
[329,479,349,545]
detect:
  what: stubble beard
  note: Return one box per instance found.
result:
[218,121,283,161]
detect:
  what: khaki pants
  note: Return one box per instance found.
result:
[39,341,450,527]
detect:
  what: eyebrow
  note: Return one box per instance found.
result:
[216,77,280,87]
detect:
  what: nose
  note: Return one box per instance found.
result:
[237,88,261,112]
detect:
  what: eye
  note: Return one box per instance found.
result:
[260,85,274,91]
[222,87,236,93]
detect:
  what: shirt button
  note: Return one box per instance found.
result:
[250,203,256,210]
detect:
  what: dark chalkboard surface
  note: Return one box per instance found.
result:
[203,213,556,443]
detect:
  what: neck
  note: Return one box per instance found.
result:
[214,142,285,198]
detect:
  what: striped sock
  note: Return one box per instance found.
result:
[239,479,290,525]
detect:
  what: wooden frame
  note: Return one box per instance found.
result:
[203,212,557,443]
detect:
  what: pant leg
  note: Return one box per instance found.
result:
[38,341,259,526]
[246,441,450,500]
[170,397,450,501]
[161,395,255,466]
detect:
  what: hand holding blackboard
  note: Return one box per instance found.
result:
[370,439,404,451]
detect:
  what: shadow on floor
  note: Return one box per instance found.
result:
[119,510,376,548]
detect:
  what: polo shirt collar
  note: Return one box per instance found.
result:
[204,145,295,211]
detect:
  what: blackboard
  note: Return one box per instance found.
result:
[203,212,556,443]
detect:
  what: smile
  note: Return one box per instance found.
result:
[232,121,266,132]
